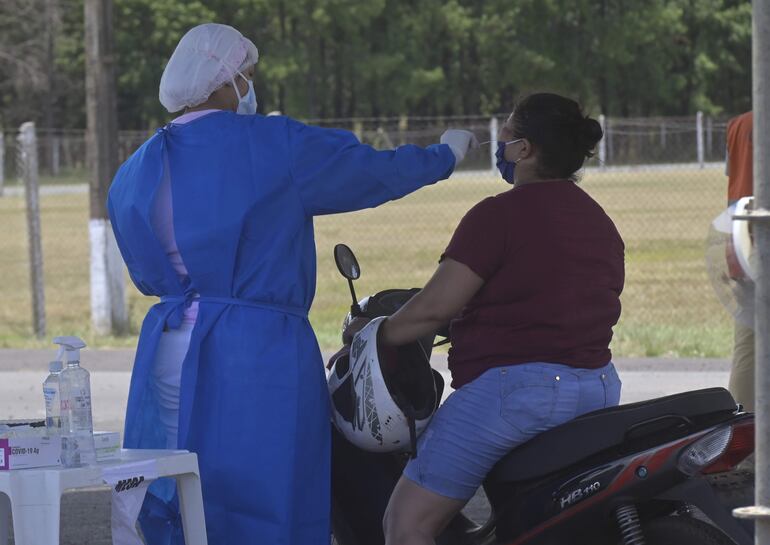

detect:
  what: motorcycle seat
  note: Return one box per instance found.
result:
[487,387,737,483]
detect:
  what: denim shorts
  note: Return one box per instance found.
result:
[403,362,622,500]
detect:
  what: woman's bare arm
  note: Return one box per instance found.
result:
[380,258,484,346]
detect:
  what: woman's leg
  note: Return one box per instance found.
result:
[151,323,193,448]
[384,366,556,545]
[729,320,755,412]
[384,477,465,545]
[384,362,620,545]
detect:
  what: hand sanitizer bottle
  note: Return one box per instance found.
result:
[55,336,96,467]
[43,358,63,435]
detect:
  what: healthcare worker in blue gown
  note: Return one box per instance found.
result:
[107,23,478,545]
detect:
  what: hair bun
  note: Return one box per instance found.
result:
[579,117,604,155]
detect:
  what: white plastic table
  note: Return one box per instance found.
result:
[0,449,207,545]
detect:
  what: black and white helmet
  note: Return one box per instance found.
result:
[328,317,441,454]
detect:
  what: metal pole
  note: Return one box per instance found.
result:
[696,111,705,168]
[51,134,60,177]
[752,9,770,542]
[734,2,770,541]
[353,120,363,142]
[0,131,4,197]
[18,122,46,338]
[489,117,498,172]
[598,115,607,170]
[398,115,408,146]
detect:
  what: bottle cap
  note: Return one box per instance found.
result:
[49,361,63,373]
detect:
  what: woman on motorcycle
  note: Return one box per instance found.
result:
[378,93,625,545]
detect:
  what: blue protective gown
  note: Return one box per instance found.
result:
[107,111,455,545]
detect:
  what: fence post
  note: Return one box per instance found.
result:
[0,131,4,197]
[489,117,498,172]
[353,120,363,142]
[706,116,713,160]
[599,115,607,170]
[51,133,60,177]
[696,111,705,168]
[18,122,46,338]
[398,115,408,146]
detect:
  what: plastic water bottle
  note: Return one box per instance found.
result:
[55,336,96,467]
[43,360,63,435]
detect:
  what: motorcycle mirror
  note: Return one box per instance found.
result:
[334,244,361,281]
[334,244,362,316]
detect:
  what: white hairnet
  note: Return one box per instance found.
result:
[159,23,259,113]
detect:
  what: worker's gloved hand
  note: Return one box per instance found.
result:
[440,129,479,165]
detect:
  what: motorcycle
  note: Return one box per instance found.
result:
[329,243,756,545]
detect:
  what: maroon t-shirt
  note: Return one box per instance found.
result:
[443,180,625,389]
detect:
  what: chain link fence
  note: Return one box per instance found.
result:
[0,128,149,186]
[0,114,737,356]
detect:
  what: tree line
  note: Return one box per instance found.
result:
[0,0,751,131]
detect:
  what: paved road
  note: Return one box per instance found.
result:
[0,350,733,543]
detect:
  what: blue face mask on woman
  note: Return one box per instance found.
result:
[496,139,522,184]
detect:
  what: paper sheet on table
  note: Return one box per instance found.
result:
[103,460,160,545]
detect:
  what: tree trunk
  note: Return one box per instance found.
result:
[84,0,126,335]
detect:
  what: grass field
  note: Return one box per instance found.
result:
[0,167,733,357]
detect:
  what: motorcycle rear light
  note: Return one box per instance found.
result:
[702,420,754,474]
[677,426,732,476]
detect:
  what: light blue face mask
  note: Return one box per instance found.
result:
[233,72,257,115]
